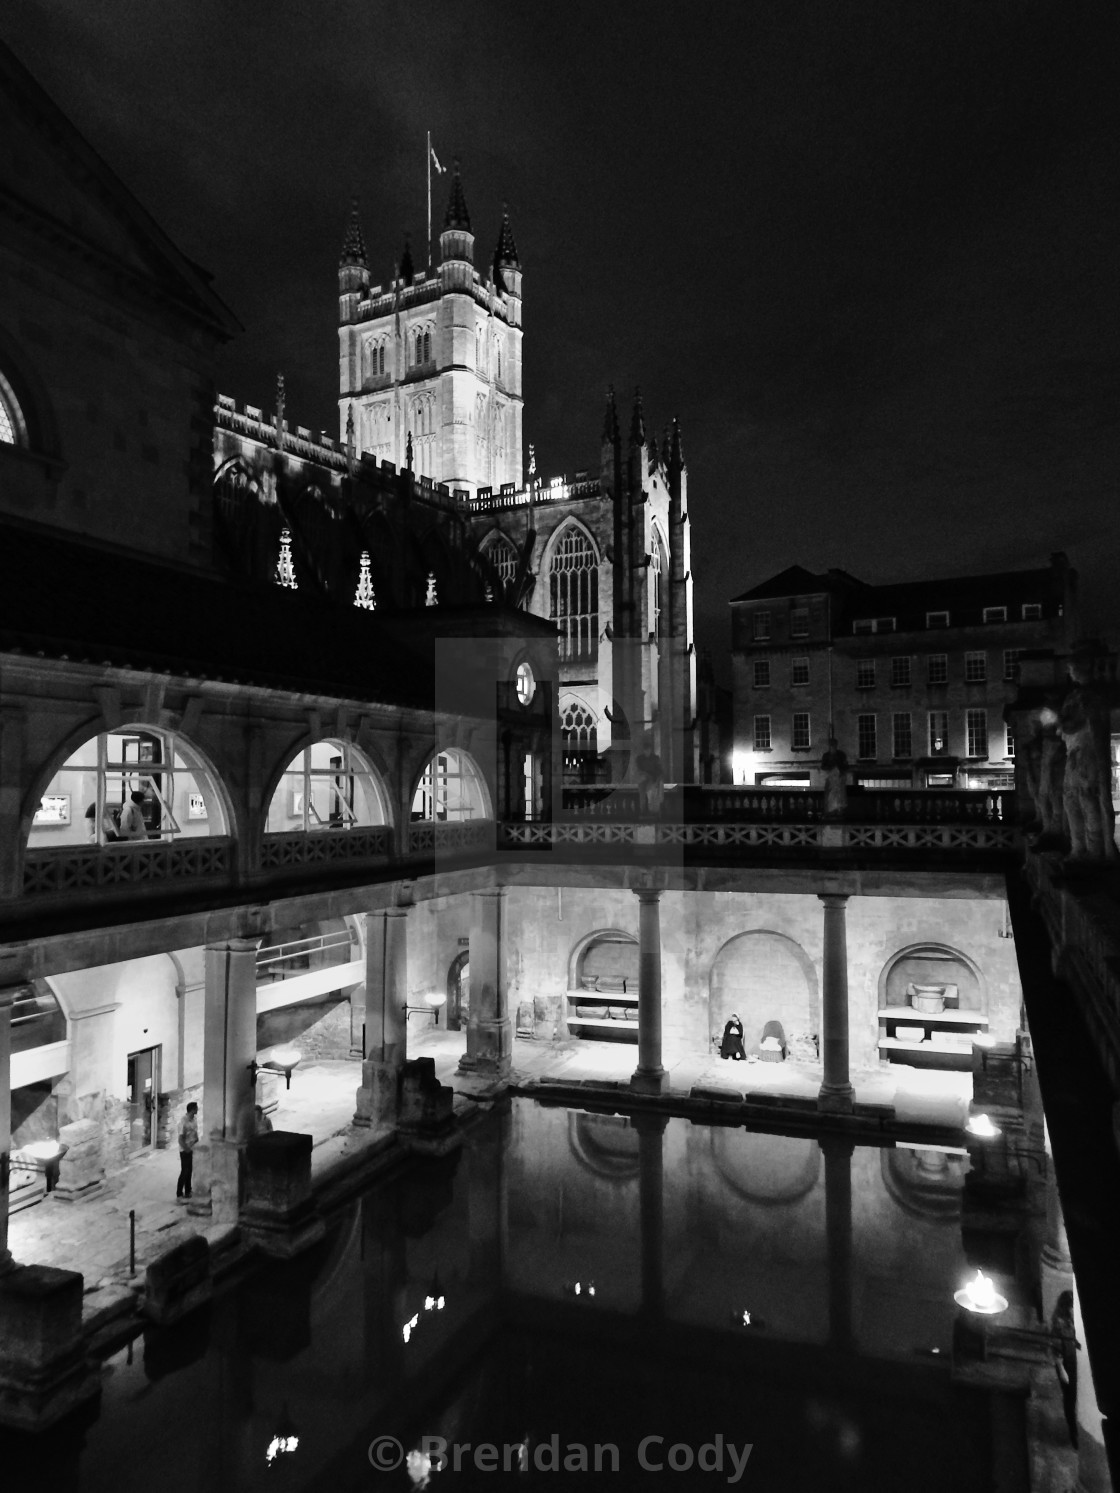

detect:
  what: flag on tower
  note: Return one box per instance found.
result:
[430,144,444,174]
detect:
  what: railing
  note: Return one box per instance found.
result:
[407,819,495,856]
[23,837,234,898]
[259,826,393,871]
[501,820,1018,855]
[561,786,1014,826]
[256,930,355,982]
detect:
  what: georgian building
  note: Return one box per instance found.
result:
[730,558,1075,790]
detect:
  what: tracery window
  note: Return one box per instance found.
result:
[483,535,518,594]
[561,701,598,782]
[0,371,27,446]
[550,527,598,663]
[266,740,389,833]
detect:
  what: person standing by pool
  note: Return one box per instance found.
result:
[176,1101,199,1201]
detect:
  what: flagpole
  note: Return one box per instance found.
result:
[427,130,432,270]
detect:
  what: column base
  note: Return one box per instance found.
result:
[240,1132,325,1260]
[818,1082,855,1114]
[458,1018,513,1079]
[630,1067,668,1096]
[186,1138,244,1224]
[353,1058,403,1128]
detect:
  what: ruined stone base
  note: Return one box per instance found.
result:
[143,1235,212,1326]
[0,1264,100,1432]
[398,1058,460,1156]
[187,1138,243,1224]
[52,1118,105,1204]
[353,1058,401,1128]
[239,1132,325,1259]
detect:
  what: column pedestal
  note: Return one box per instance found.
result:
[459,889,512,1079]
[0,1264,100,1430]
[818,894,855,1113]
[631,888,668,1095]
[240,1131,325,1258]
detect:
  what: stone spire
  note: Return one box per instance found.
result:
[669,417,684,474]
[340,197,368,267]
[629,387,646,447]
[493,205,520,269]
[443,161,471,231]
[602,386,620,446]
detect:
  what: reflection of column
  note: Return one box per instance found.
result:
[634,1113,667,1318]
[1072,1279,1110,1493]
[469,1105,510,1291]
[818,894,854,1113]
[354,908,409,1125]
[0,989,13,1273]
[459,888,511,1077]
[821,1136,854,1351]
[631,888,667,1095]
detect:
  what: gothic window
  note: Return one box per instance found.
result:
[483,535,518,593]
[561,701,598,782]
[549,526,598,663]
[650,528,668,636]
[378,343,386,375]
[0,371,26,446]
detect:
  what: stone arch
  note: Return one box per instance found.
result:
[446,949,469,1030]
[708,930,819,1052]
[707,1128,820,1206]
[23,720,236,850]
[0,322,61,459]
[567,928,638,993]
[567,1110,640,1181]
[540,514,601,573]
[880,1147,966,1222]
[877,943,986,1014]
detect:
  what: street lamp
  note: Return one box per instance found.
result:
[248,1046,303,1090]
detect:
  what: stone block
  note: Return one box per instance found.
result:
[188,1138,244,1224]
[399,1058,454,1132]
[143,1234,212,1326]
[52,1118,104,1203]
[353,1057,401,1128]
[0,1264,100,1431]
[240,1131,324,1258]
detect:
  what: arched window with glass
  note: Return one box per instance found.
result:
[265,740,390,833]
[28,727,230,848]
[650,525,668,638]
[411,749,490,822]
[549,526,598,663]
[482,534,519,597]
[0,370,27,447]
[561,700,598,783]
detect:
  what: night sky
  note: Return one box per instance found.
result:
[3,0,1117,671]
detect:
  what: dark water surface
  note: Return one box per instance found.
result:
[27,1100,1007,1491]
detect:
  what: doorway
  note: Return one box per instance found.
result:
[447,951,469,1031]
[126,1045,161,1152]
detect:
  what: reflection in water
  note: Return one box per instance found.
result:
[12,1100,1004,1492]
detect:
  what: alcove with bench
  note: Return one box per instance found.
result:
[566,929,639,1043]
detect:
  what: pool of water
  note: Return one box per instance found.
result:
[20,1100,1012,1490]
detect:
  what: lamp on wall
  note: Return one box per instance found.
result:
[965,1112,1002,1139]
[248,1047,303,1091]
[954,1270,1008,1315]
[6,1139,67,1192]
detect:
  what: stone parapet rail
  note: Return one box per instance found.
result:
[502,820,1019,857]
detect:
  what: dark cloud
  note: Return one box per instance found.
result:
[4,0,1117,667]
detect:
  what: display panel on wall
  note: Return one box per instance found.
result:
[33,795,70,826]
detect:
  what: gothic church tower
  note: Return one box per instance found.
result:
[337,164,523,496]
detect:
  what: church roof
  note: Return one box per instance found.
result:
[443,161,471,231]
[340,197,368,267]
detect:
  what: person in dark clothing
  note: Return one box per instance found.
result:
[176,1101,199,1200]
[1051,1290,1079,1448]
[720,1013,746,1060]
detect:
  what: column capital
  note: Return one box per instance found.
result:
[817,892,850,910]
[633,887,663,905]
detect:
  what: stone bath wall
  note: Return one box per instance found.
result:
[406,885,1022,1069]
[257,995,351,1061]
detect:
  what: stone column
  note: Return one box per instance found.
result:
[631,888,668,1095]
[817,894,854,1113]
[635,1113,667,1318]
[354,907,410,1126]
[192,937,258,1220]
[0,989,13,1274]
[459,888,512,1078]
[822,1135,854,1351]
